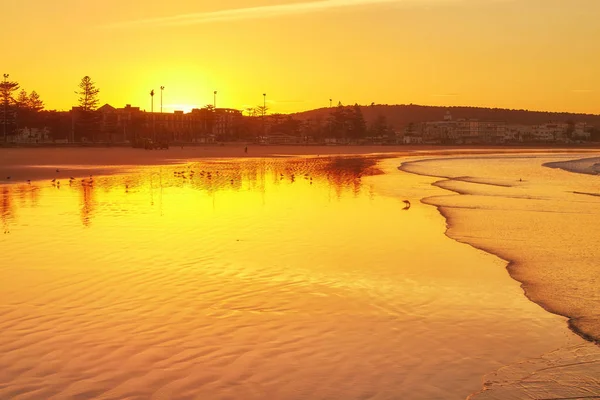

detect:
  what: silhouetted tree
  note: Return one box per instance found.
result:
[256,105,269,116]
[28,91,44,111]
[369,114,389,137]
[350,104,367,139]
[1,75,20,139]
[74,76,101,141]
[0,76,19,106]
[16,89,29,108]
[77,76,100,111]
[15,90,32,130]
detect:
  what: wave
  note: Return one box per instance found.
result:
[399,154,600,398]
[544,156,600,176]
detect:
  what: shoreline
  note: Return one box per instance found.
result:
[2,145,600,185]
[399,154,600,345]
[544,155,600,176]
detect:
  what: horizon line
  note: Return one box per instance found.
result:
[38,102,600,117]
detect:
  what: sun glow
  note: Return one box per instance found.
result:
[163,104,202,113]
[2,1,600,114]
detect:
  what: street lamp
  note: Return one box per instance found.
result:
[160,86,164,113]
[214,91,217,109]
[329,98,332,108]
[263,93,266,117]
[150,89,155,141]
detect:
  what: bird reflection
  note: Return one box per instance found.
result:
[1,187,14,234]
[2,156,384,228]
[79,183,96,227]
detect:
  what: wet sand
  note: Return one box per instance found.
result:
[400,153,600,398]
[1,150,599,399]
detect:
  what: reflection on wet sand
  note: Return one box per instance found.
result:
[2,157,382,228]
[0,155,592,400]
[1,187,14,234]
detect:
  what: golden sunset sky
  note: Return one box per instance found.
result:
[3,0,599,114]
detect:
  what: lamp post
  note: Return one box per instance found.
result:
[160,86,164,113]
[262,93,266,138]
[150,89,155,141]
[214,91,217,109]
[329,98,332,108]
[2,74,8,143]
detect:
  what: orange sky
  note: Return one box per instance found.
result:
[3,0,600,114]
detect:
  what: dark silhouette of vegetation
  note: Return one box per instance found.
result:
[326,103,367,142]
[1,74,20,140]
[588,127,600,142]
[74,76,101,141]
[293,104,600,132]
[77,76,100,111]
[1,75,48,141]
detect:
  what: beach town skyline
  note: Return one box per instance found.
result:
[3,73,600,145]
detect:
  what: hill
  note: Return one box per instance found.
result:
[290,104,600,129]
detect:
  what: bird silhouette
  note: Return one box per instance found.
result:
[402,200,411,210]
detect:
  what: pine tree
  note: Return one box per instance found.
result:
[0,75,19,106]
[16,89,29,108]
[1,74,20,139]
[77,76,100,111]
[351,104,367,139]
[28,91,44,111]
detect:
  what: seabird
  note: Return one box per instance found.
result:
[403,200,411,210]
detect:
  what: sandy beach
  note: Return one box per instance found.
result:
[1,148,599,399]
[2,145,599,184]
[400,153,600,398]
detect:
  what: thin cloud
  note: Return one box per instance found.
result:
[571,89,593,93]
[105,0,412,28]
[431,93,459,97]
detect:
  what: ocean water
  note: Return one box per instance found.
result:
[0,155,594,399]
[401,153,600,398]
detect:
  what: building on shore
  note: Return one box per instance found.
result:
[68,104,243,143]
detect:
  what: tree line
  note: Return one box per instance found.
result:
[1,74,101,142]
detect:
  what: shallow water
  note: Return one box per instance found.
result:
[0,156,592,399]
[401,153,600,398]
